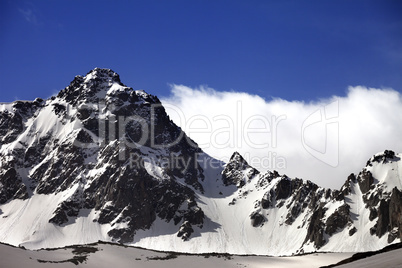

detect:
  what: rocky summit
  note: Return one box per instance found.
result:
[0,68,401,255]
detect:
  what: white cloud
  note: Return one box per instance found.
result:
[161,85,402,189]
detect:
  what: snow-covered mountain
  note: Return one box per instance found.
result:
[0,68,401,255]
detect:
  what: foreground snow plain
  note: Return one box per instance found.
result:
[0,242,353,268]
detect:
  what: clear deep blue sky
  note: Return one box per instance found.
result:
[1,0,401,102]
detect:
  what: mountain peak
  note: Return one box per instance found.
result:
[222,152,259,187]
[366,150,397,167]
[360,150,402,192]
[83,68,122,85]
[229,151,248,165]
[56,68,129,105]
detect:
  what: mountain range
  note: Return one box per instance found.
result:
[0,68,400,255]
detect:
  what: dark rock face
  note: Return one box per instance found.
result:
[388,187,402,242]
[284,179,321,225]
[261,189,275,209]
[57,68,125,106]
[349,226,357,236]
[250,211,266,227]
[357,170,374,194]
[325,204,351,236]
[370,225,377,235]
[340,173,357,196]
[275,178,292,200]
[0,100,42,146]
[49,199,81,225]
[367,150,396,166]
[0,111,23,146]
[369,207,378,221]
[0,167,28,204]
[304,205,327,249]
[253,172,354,249]
[375,199,390,238]
[356,151,402,243]
[221,152,259,187]
[362,189,381,208]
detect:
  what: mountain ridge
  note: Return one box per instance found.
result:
[0,68,401,255]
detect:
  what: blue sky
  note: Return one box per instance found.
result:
[1,0,401,102]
